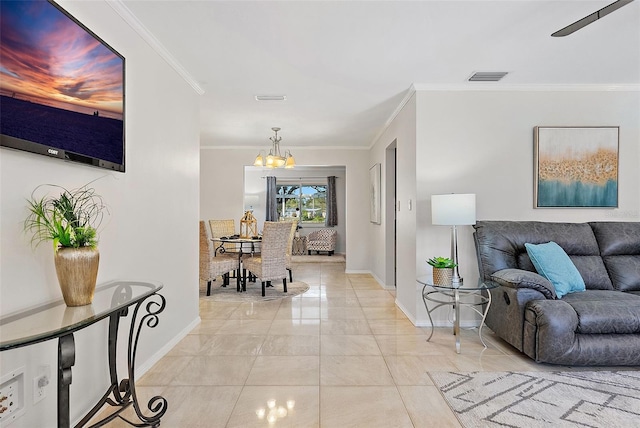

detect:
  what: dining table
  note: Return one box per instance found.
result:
[212,235,262,291]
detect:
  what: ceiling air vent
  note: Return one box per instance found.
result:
[468,72,508,82]
[255,95,286,101]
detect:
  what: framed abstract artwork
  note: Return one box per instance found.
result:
[534,126,619,208]
[369,163,381,224]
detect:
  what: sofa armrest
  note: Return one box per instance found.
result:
[491,268,557,300]
[524,299,579,363]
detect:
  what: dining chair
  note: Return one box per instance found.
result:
[242,221,291,297]
[200,221,239,294]
[209,219,246,281]
[208,219,237,254]
[283,220,297,282]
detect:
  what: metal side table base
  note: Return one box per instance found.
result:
[418,278,496,354]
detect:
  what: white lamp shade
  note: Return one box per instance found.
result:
[431,193,476,225]
[244,194,260,211]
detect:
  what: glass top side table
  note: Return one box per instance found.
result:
[416,276,497,354]
[0,280,166,427]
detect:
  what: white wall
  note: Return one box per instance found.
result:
[200,147,370,270]
[416,88,640,325]
[368,94,418,316]
[370,87,640,326]
[0,1,201,426]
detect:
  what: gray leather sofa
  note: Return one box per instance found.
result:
[473,221,640,366]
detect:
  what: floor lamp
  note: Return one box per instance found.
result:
[431,194,476,287]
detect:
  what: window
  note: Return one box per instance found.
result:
[276,181,327,224]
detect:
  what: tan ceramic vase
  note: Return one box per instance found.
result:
[54,247,99,306]
[432,267,453,286]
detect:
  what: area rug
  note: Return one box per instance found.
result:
[201,281,310,302]
[430,370,640,428]
[291,254,345,263]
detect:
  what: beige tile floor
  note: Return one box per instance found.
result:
[102,261,551,427]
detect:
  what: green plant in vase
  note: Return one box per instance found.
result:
[427,257,457,285]
[427,257,457,269]
[24,183,107,306]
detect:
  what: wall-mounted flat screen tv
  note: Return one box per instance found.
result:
[1,0,125,172]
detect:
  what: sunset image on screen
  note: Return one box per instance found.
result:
[0,1,123,119]
[1,1,124,166]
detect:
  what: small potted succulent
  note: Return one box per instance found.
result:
[24,182,107,306]
[427,256,457,286]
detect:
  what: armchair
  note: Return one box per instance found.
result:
[307,228,337,256]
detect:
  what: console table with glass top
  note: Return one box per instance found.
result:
[416,277,496,354]
[0,280,167,428]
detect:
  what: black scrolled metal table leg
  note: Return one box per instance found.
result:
[119,293,168,427]
[58,334,75,428]
[75,308,134,428]
[110,308,132,404]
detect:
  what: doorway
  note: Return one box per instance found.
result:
[384,140,397,287]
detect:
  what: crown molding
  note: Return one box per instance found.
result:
[107,0,204,95]
[411,83,640,92]
[201,145,369,151]
[367,82,638,149]
[368,85,417,150]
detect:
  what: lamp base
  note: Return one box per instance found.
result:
[451,277,463,289]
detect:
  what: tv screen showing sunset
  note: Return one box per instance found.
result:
[0,0,124,166]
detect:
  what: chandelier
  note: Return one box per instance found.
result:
[253,127,295,168]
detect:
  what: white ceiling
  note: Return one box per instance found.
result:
[119,0,640,149]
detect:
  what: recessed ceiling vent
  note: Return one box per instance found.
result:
[468,72,508,82]
[255,95,286,101]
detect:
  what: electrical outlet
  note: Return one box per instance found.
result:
[0,367,26,426]
[31,365,50,406]
[32,376,46,404]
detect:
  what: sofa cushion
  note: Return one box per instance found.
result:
[589,222,640,256]
[603,256,640,292]
[491,269,557,299]
[569,256,614,290]
[525,242,585,298]
[590,222,640,292]
[473,222,606,287]
[562,290,640,334]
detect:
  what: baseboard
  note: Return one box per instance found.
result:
[397,297,480,328]
[343,269,393,289]
[344,269,370,274]
[134,316,201,379]
[414,318,481,328]
[395,298,417,325]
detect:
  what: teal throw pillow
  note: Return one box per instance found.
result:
[524,241,585,299]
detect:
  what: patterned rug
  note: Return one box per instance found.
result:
[430,370,640,427]
[200,281,310,302]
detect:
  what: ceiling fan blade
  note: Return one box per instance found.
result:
[552,0,634,37]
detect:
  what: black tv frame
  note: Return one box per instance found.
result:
[0,0,126,172]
